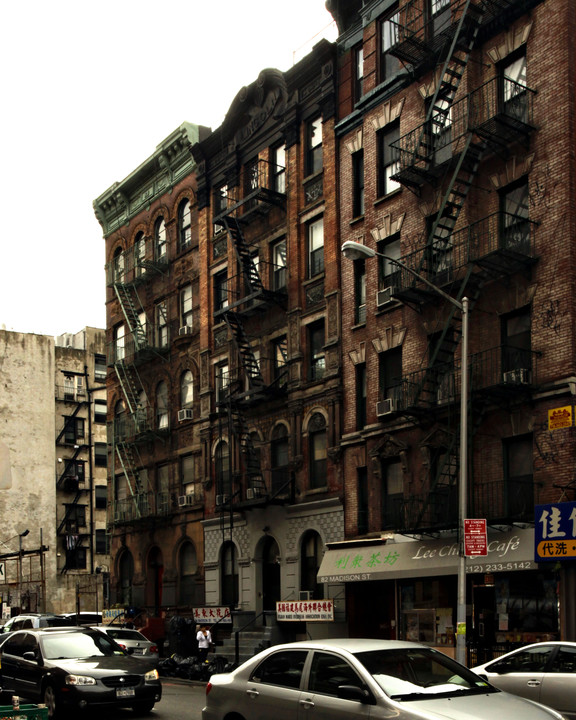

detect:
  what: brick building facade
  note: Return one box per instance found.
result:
[330,0,576,657]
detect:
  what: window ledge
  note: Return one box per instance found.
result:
[374,188,402,207]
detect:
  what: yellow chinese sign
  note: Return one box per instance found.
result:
[548,406,573,431]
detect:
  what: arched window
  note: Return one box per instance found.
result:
[180,370,194,409]
[300,530,323,599]
[155,217,167,260]
[118,550,134,606]
[113,246,124,283]
[178,541,198,605]
[308,413,327,489]
[178,199,192,251]
[271,424,289,495]
[134,231,145,277]
[114,324,125,362]
[215,440,230,497]
[221,541,238,607]
[156,381,169,430]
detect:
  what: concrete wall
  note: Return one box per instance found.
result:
[0,330,56,612]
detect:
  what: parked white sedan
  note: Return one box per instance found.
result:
[91,625,159,661]
[202,638,566,720]
[472,641,576,720]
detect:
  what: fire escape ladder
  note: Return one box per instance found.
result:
[228,405,266,497]
[413,431,460,531]
[222,312,265,390]
[113,362,144,417]
[114,283,148,352]
[416,0,484,172]
[223,216,265,295]
[56,446,84,488]
[55,404,83,445]
[115,441,146,500]
[57,491,85,536]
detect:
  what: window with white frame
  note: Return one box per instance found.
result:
[377,124,400,197]
[156,301,168,347]
[180,284,193,329]
[154,217,167,260]
[307,217,324,277]
[306,116,323,176]
[156,381,169,430]
[379,7,400,81]
[178,199,192,251]
[180,370,194,409]
[272,238,287,290]
[273,143,286,193]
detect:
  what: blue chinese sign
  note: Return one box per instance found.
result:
[535,502,576,561]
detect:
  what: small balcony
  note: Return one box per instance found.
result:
[383,486,458,535]
[472,476,535,524]
[216,261,288,317]
[112,491,173,525]
[213,159,286,228]
[105,238,169,288]
[391,77,535,191]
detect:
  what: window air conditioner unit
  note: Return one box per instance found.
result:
[376,287,395,307]
[503,368,531,385]
[246,488,255,500]
[376,398,397,416]
[299,591,312,601]
[177,408,193,422]
[216,494,229,506]
[179,325,193,336]
[178,494,195,507]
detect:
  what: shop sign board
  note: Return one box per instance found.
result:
[276,600,334,622]
[464,519,487,556]
[535,501,576,561]
[193,606,232,624]
[317,528,536,582]
[548,406,573,430]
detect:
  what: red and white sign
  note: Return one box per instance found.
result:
[276,600,334,622]
[464,519,488,556]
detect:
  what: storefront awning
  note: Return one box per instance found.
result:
[317,528,535,583]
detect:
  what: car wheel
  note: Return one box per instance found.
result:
[43,684,58,719]
[132,701,155,715]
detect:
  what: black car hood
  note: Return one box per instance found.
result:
[46,656,156,676]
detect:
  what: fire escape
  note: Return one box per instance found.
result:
[105,237,171,526]
[212,158,290,508]
[381,0,538,533]
[56,372,90,573]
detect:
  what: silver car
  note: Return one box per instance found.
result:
[472,641,576,720]
[202,638,566,720]
[91,626,159,661]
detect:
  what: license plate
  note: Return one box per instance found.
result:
[116,688,135,698]
[132,648,143,655]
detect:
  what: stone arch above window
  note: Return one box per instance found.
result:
[489,155,535,190]
[349,341,366,366]
[487,22,532,64]
[372,326,406,354]
[371,98,405,131]
[345,128,363,154]
[371,213,405,242]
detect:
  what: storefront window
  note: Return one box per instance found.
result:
[398,576,456,647]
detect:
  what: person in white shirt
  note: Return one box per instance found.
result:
[196,625,212,662]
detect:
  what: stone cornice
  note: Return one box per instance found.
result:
[93,122,210,236]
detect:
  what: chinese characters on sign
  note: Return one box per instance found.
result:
[192,607,232,624]
[548,406,573,431]
[334,549,400,572]
[535,502,576,561]
[276,600,334,622]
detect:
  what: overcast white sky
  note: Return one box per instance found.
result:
[1,1,337,337]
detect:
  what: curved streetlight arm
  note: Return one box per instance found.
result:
[341,238,470,666]
[341,241,462,311]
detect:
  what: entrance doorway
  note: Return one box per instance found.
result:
[261,536,281,612]
[472,584,496,664]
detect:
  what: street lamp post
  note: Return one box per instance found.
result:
[342,240,470,665]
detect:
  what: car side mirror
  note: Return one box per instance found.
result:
[336,685,372,704]
[23,651,39,663]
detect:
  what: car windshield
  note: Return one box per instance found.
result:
[354,648,495,700]
[41,632,125,660]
